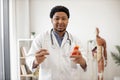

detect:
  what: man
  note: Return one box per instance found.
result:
[92,28,107,80]
[26,5,87,80]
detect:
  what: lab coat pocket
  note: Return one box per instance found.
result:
[70,67,81,80]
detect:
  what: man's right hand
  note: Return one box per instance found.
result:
[33,49,49,68]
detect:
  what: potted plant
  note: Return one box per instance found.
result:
[111,45,120,80]
[31,32,35,39]
[111,45,120,66]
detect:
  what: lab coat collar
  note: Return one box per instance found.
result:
[51,30,68,48]
[61,32,68,48]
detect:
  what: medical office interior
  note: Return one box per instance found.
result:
[0,0,120,80]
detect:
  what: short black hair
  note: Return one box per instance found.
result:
[50,5,70,18]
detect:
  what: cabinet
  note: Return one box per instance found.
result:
[18,39,39,80]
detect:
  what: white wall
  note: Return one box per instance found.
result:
[16,0,30,39]
[12,0,120,80]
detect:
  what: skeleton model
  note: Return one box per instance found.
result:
[92,28,107,80]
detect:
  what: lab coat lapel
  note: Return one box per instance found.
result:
[61,33,68,48]
[52,31,60,47]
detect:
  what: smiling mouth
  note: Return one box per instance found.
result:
[58,25,64,28]
[58,27,64,31]
[58,27,63,29]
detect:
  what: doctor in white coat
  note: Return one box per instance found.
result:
[26,5,87,80]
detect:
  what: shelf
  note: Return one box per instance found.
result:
[20,74,34,77]
[18,39,33,41]
[20,57,25,59]
[18,39,38,80]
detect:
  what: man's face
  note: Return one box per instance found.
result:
[51,12,69,32]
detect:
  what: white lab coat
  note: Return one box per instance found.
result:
[26,29,87,80]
